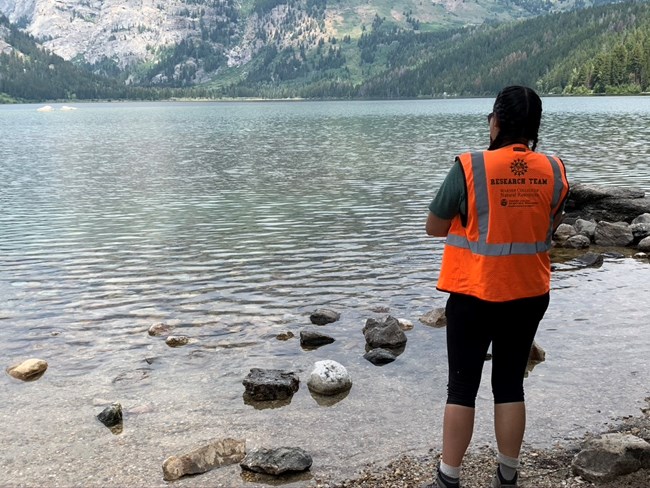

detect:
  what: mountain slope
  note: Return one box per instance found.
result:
[220,0,650,98]
[1,1,648,101]
[0,0,624,83]
[0,14,129,101]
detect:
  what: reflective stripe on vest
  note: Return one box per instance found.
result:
[445,152,565,256]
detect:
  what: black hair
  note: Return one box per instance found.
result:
[488,85,542,151]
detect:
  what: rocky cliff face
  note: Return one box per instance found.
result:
[0,0,227,67]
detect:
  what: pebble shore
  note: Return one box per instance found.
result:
[310,403,650,488]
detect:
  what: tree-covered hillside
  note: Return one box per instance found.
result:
[1,0,650,101]
[222,0,650,98]
[0,15,128,101]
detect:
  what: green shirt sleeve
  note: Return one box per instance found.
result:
[429,159,467,219]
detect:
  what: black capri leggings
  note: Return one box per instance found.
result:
[445,292,550,407]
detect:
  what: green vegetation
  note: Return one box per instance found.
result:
[0,15,129,101]
[1,0,650,102]
[226,0,650,98]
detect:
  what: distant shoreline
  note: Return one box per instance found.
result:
[2,92,650,106]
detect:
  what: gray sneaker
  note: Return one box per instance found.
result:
[492,467,518,488]
[420,466,461,488]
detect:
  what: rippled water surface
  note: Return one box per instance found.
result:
[1,98,650,487]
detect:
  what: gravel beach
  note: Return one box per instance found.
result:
[310,400,650,488]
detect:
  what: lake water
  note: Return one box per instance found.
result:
[1,97,650,488]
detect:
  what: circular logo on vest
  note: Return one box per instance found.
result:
[501,199,508,207]
[510,158,528,176]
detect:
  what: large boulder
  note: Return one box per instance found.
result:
[594,221,635,247]
[564,183,650,224]
[571,433,650,482]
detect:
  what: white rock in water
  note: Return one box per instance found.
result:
[307,360,352,396]
[7,358,48,381]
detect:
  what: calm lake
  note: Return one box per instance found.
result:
[1,97,649,487]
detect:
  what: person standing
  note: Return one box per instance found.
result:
[423,86,570,488]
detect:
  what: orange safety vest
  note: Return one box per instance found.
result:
[436,144,570,302]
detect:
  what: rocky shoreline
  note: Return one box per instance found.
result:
[310,399,650,488]
[6,183,650,487]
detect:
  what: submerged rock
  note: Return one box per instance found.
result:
[163,438,246,481]
[364,348,397,365]
[6,358,48,381]
[276,331,295,341]
[240,446,312,475]
[148,323,175,336]
[300,327,335,348]
[97,402,123,428]
[165,335,189,347]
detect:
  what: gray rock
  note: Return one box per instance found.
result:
[630,222,650,240]
[563,234,591,249]
[553,222,577,242]
[419,308,447,328]
[242,368,299,402]
[162,438,246,481]
[307,360,352,396]
[363,315,407,349]
[6,358,48,381]
[364,348,397,365]
[565,183,650,224]
[571,252,605,268]
[568,183,646,203]
[300,328,335,348]
[571,433,650,482]
[638,236,650,252]
[309,308,340,325]
[633,213,650,224]
[594,221,634,247]
[574,218,597,239]
[97,402,122,428]
[240,446,312,475]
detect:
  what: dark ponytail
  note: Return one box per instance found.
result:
[488,85,542,151]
